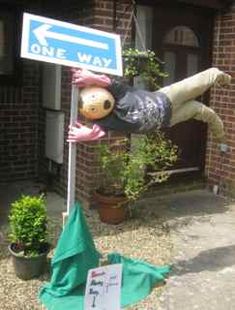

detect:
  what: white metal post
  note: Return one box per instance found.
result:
[66,84,79,215]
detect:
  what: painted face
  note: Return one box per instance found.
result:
[79,87,115,120]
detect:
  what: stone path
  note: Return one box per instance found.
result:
[156,190,235,310]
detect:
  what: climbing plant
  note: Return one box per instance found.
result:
[122,48,168,90]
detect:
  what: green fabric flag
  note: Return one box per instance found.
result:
[108,253,170,306]
[39,202,170,310]
[39,202,101,308]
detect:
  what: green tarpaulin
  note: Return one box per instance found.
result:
[39,203,170,309]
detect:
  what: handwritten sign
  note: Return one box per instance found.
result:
[84,264,122,310]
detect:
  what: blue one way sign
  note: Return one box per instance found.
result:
[21,13,123,76]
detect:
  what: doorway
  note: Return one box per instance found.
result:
[152,4,214,172]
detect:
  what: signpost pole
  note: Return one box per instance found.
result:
[66,84,78,217]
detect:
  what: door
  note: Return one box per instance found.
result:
[152,4,214,172]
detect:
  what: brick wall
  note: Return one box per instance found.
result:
[205,4,235,197]
[0,60,41,181]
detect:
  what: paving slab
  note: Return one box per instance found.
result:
[0,181,66,224]
[155,190,235,310]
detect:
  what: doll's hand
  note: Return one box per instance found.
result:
[72,68,111,88]
[67,121,106,142]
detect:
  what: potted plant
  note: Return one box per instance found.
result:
[122,48,168,90]
[8,194,50,280]
[94,133,178,224]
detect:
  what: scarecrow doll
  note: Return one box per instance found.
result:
[68,67,231,143]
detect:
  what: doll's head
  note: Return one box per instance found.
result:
[79,87,115,120]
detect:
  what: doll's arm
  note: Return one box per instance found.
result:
[72,68,112,88]
[67,121,106,142]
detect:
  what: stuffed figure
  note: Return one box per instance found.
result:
[68,67,231,143]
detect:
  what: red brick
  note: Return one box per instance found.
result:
[206,3,235,197]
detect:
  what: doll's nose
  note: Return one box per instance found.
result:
[90,106,96,112]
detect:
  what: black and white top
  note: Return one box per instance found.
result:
[95,80,172,133]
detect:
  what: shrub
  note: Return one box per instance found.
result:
[8,195,48,256]
[97,132,179,203]
[122,48,168,90]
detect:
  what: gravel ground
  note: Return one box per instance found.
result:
[0,200,173,310]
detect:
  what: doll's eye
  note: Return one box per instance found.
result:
[104,100,111,110]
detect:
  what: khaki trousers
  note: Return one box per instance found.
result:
[157,68,231,142]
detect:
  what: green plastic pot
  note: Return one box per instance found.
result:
[8,243,50,280]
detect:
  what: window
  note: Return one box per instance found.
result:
[0,11,14,75]
[134,5,153,89]
[135,5,153,51]
[163,26,200,85]
[164,26,199,47]
[0,21,4,57]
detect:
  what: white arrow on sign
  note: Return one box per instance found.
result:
[33,24,109,50]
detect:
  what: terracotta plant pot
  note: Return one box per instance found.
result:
[94,192,128,224]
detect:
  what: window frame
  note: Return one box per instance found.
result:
[162,27,201,83]
[163,26,200,48]
[0,6,21,85]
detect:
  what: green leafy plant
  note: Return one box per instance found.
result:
[122,48,168,90]
[97,132,178,203]
[8,195,48,257]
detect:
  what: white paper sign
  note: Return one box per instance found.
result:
[84,264,122,310]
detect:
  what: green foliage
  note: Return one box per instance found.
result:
[97,133,178,203]
[122,48,168,90]
[8,195,48,257]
